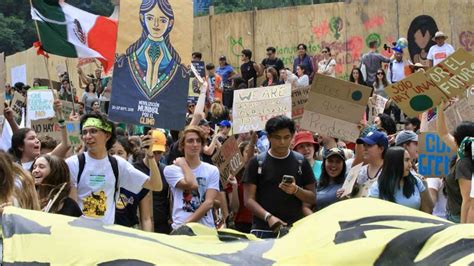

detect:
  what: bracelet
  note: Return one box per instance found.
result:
[293,186,300,195]
[264,212,272,222]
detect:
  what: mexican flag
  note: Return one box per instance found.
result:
[30,0,118,73]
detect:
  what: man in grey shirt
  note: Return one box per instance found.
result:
[361,41,391,86]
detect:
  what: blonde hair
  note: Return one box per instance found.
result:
[0,151,15,204]
[210,101,224,117]
[13,163,40,210]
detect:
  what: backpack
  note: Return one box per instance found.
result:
[256,151,304,177]
[77,153,120,202]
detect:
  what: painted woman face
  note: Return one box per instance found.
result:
[143,5,170,40]
[414,29,430,49]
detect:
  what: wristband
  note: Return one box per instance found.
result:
[293,186,300,195]
[264,212,272,222]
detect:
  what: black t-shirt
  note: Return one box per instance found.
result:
[57,197,82,217]
[261,58,284,73]
[240,61,258,88]
[243,151,315,230]
[445,157,472,216]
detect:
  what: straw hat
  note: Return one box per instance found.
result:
[433,31,448,40]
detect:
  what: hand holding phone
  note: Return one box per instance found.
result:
[282,175,295,184]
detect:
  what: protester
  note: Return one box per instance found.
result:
[82,82,99,114]
[91,100,101,114]
[395,130,419,172]
[387,48,409,84]
[216,56,236,88]
[205,63,223,103]
[31,154,82,217]
[0,151,16,214]
[316,148,346,211]
[374,113,397,136]
[59,79,75,102]
[296,65,310,87]
[293,43,313,78]
[207,100,230,129]
[261,67,280,87]
[427,31,455,67]
[13,161,41,210]
[368,147,433,212]
[279,68,298,87]
[66,113,163,225]
[361,40,390,86]
[293,131,322,182]
[192,52,202,61]
[261,47,284,75]
[243,115,316,239]
[317,47,336,77]
[427,177,448,219]
[240,49,261,88]
[404,117,421,133]
[216,120,232,144]
[373,68,390,99]
[4,83,13,102]
[164,126,219,230]
[349,67,367,86]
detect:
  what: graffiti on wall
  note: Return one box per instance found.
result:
[407,15,438,65]
[229,36,245,67]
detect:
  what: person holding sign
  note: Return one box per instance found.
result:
[368,147,433,212]
[243,116,316,239]
[316,148,346,211]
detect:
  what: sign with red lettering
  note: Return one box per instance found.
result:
[30,118,62,143]
[418,132,456,177]
[300,74,372,141]
[212,136,244,186]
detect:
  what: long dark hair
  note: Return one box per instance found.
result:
[319,156,346,188]
[377,113,397,135]
[0,150,15,203]
[374,68,389,88]
[33,155,71,213]
[85,82,96,93]
[407,15,438,64]
[349,67,365,84]
[378,147,416,203]
[126,0,181,65]
[10,128,35,161]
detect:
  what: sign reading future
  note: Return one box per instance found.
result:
[386,49,474,117]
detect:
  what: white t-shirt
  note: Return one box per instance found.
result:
[355,164,383,197]
[66,152,149,225]
[297,75,309,87]
[427,178,447,219]
[427,43,455,66]
[164,162,220,229]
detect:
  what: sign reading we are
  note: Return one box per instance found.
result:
[300,74,372,141]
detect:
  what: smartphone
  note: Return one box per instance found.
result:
[282,175,295,184]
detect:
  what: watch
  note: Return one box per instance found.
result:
[264,212,273,222]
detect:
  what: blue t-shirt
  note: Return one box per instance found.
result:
[216,65,234,86]
[316,182,343,211]
[312,160,322,182]
[368,176,426,209]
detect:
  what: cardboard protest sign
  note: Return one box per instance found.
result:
[27,87,56,122]
[386,49,474,117]
[300,74,372,141]
[10,91,25,123]
[443,97,474,132]
[233,83,292,134]
[30,118,62,143]
[109,0,192,130]
[60,100,79,118]
[191,61,205,79]
[55,64,67,77]
[11,64,26,85]
[35,78,61,91]
[418,132,456,177]
[367,94,388,124]
[340,163,363,198]
[66,121,81,146]
[291,86,310,128]
[212,136,244,186]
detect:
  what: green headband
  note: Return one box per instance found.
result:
[82,118,112,133]
[457,137,474,160]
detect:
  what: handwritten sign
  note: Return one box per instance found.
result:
[212,136,244,186]
[30,118,62,143]
[27,87,55,122]
[367,94,388,124]
[418,132,456,177]
[291,86,310,128]
[61,100,79,118]
[300,74,372,141]
[387,49,474,117]
[11,64,26,85]
[340,163,363,198]
[233,84,291,134]
[66,121,81,146]
[10,91,25,123]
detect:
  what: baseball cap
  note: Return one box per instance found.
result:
[356,130,388,149]
[293,131,317,149]
[218,120,232,127]
[395,130,418,146]
[219,55,227,61]
[151,130,166,152]
[324,147,346,160]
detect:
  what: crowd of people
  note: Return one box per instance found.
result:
[1,30,473,240]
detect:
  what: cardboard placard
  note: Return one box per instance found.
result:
[367,94,388,124]
[27,87,56,122]
[11,64,26,85]
[291,86,310,128]
[340,163,363,198]
[233,83,292,134]
[211,136,244,186]
[66,121,81,146]
[300,74,372,141]
[30,118,62,143]
[418,132,456,177]
[61,100,79,118]
[10,91,25,123]
[386,49,474,117]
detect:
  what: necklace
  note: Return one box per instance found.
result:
[367,164,382,180]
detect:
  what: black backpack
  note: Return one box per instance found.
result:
[77,153,120,201]
[256,151,304,176]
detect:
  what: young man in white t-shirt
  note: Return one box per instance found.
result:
[164,126,219,229]
[66,114,163,225]
[427,31,455,67]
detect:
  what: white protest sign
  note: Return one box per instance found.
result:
[233,84,292,134]
[27,87,56,123]
[11,64,27,85]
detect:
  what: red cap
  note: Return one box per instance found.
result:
[293,131,317,149]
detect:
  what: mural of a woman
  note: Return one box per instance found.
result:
[407,15,439,67]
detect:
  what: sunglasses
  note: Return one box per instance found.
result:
[377,72,384,75]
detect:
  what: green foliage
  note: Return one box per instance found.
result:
[0,0,114,56]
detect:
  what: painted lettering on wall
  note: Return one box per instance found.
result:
[312,20,329,39]
[363,16,384,31]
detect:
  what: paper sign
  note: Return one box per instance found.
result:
[11,64,27,85]
[212,136,244,186]
[340,163,363,198]
[61,100,79,118]
[291,86,310,128]
[367,95,388,124]
[27,87,56,122]
[300,74,372,141]
[386,49,474,117]
[10,91,25,122]
[66,121,81,146]
[30,118,62,143]
[232,84,292,134]
[418,132,456,177]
